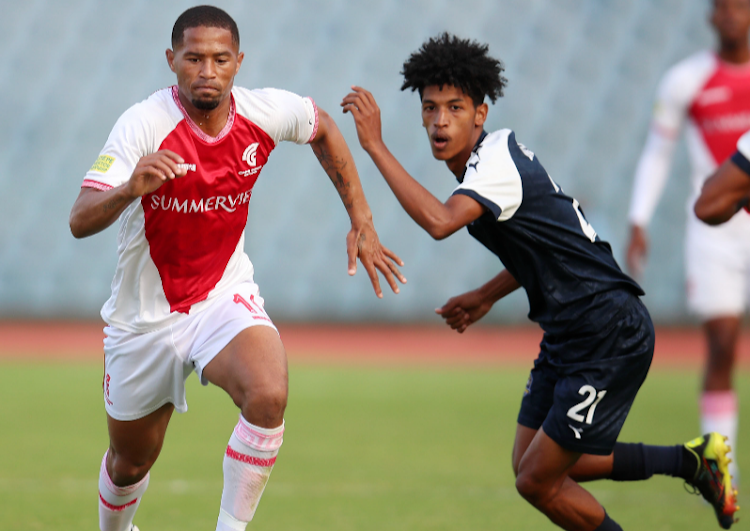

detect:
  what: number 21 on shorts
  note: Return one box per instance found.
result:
[567,385,607,424]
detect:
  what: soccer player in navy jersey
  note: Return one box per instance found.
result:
[695,129,750,223]
[342,33,738,530]
[69,6,404,531]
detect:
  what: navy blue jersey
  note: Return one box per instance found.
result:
[452,129,643,336]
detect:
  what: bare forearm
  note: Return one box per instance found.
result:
[694,185,748,225]
[311,117,372,224]
[69,185,136,238]
[478,269,521,303]
[365,141,455,238]
[694,160,750,225]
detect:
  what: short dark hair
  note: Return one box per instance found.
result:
[172,5,240,49]
[401,33,507,106]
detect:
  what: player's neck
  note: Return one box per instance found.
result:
[717,40,750,65]
[178,91,232,137]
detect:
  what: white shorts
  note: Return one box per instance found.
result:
[685,211,750,320]
[102,281,277,421]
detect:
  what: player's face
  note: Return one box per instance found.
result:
[421,85,487,173]
[711,0,750,43]
[167,26,244,111]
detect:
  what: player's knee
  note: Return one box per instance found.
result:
[512,457,521,478]
[108,450,154,487]
[241,383,288,424]
[515,470,552,508]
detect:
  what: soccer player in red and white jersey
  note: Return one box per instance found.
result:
[68,6,405,531]
[626,0,750,482]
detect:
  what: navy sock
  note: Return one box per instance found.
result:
[610,442,684,481]
[595,512,623,531]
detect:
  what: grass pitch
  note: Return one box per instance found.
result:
[0,360,746,530]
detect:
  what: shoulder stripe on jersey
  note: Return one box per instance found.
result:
[731,151,750,177]
[82,179,113,191]
[454,189,501,219]
[307,97,319,143]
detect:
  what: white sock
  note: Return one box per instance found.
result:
[98,451,149,531]
[701,391,739,484]
[216,416,284,531]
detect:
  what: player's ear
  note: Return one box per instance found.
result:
[166,49,176,73]
[474,102,488,127]
[235,51,245,74]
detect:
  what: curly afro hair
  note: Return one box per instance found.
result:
[401,33,507,107]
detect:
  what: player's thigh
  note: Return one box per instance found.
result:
[685,217,746,319]
[182,281,288,402]
[202,324,288,405]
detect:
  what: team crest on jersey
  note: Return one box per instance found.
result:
[90,155,115,173]
[242,143,260,167]
[239,143,263,177]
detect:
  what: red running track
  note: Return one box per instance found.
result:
[1,320,749,367]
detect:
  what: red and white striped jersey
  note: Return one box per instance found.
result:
[629,51,750,226]
[82,85,318,333]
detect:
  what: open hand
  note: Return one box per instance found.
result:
[347,218,406,298]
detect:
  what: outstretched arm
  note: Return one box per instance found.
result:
[694,158,750,225]
[436,270,521,333]
[341,86,484,239]
[310,107,405,298]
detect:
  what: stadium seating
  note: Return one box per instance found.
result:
[0,0,714,322]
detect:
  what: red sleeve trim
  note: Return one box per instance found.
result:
[82,179,114,191]
[307,97,320,143]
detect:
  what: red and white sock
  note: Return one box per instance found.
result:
[216,416,284,531]
[701,391,739,483]
[98,451,149,531]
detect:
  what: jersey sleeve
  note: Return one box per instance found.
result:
[452,130,523,222]
[731,129,750,177]
[234,87,318,146]
[649,64,693,137]
[82,103,156,190]
[627,66,691,226]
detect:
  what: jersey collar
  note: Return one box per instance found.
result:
[171,85,236,144]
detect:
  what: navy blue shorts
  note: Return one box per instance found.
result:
[517,292,654,455]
